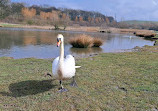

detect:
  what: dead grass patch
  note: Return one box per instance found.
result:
[93,38,103,47]
[119,29,156,37]
[69,34,103,48]
[135,32,156,37]
[69,34,93,48]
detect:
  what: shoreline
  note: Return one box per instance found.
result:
[0,22,156,34]
[0,47,149,60]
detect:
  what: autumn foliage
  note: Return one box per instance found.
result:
[19,6,115,26]
[40,11,59,20]
[1,0,115,26]
[21,8,36,18]
[79,16,83,22]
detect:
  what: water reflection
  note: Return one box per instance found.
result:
[0,27,154,59]
[23,36,37,45]
[70,47,102,54]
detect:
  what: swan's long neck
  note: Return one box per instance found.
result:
[59,40,64,63]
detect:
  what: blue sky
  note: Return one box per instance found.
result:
[11,0,158,21]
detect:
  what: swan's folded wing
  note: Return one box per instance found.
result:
[52,57,59,75]
[63,55,76,77]
[65,55,81,69]
[64,55,75,67]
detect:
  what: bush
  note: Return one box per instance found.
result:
[27,20,33,25]
[93,38,103,47]
[69,34,103,48]
[69,34,93,48]
[107,30,111,33]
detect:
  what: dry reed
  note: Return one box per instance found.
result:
[135,32,156,37]
[69,34,103,48]
[93,38,103,47]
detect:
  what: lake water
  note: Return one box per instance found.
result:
[0,27,154,59]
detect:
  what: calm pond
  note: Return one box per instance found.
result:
[0,27,154,59]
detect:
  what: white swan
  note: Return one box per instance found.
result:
[52,34,80,92]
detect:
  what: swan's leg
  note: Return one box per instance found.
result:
[58,80,68,92]
[70,76,78,87]
[59,80,63,89]
[44,72,52,77]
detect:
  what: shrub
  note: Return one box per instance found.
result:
[27,20,33,25]
[93,38,103,47]
[69,34,103,48]
[135,32,156,37]
[107,30,111,33]
[69,34,93,48]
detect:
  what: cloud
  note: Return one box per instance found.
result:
[152,0,158,5]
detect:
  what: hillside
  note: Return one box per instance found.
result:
[120,20,158,25]
[117,20,158,30]
[29,5,115,25]
[0,1,115,26]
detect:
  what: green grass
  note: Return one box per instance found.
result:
[0,23,22,28]
[0,46,158,110]
[121,20,158,25]
[152,32,158,40]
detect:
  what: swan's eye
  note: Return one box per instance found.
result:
[57,38,61,42]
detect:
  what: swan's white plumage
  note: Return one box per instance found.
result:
[52,34,78,80]
[63,55,76,78]
[52,56,59,76]
[52,55,76,79]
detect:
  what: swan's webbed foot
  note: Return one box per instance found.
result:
[58,80,68,92]
[70,81,77,87]
[58,87,68,92]
[70,76,78,87]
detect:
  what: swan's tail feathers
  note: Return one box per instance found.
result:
[75,66,81,68]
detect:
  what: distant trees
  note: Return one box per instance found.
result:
[2,1,158,31]
[0,1,116,27]
[21,8,36,18]
[0,0,24,21]
[0,0,11,19]
[79,16,83,22]
[39,10,60,20]
[60,8,115,25]
[11,3,24,15]
[105,17,110,24]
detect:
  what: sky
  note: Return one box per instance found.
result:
[11,0,158,21]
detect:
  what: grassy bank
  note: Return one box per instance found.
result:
[0,46,158,110]
[0,22,156,35]
[0,23,22,28]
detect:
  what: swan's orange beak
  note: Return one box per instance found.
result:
[57,40,61,47]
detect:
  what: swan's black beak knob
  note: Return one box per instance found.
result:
[57,41,61,47]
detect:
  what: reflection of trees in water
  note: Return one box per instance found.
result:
[70,47,103,55]
[0,29,65,49]
[39,32,56,44]
[0,29,111,50]
[23,36,37,45]
[23,31,67,45]
[0,35,13,49]
[0,31,23,49]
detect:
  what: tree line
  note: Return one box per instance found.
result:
[0,0,115,27]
